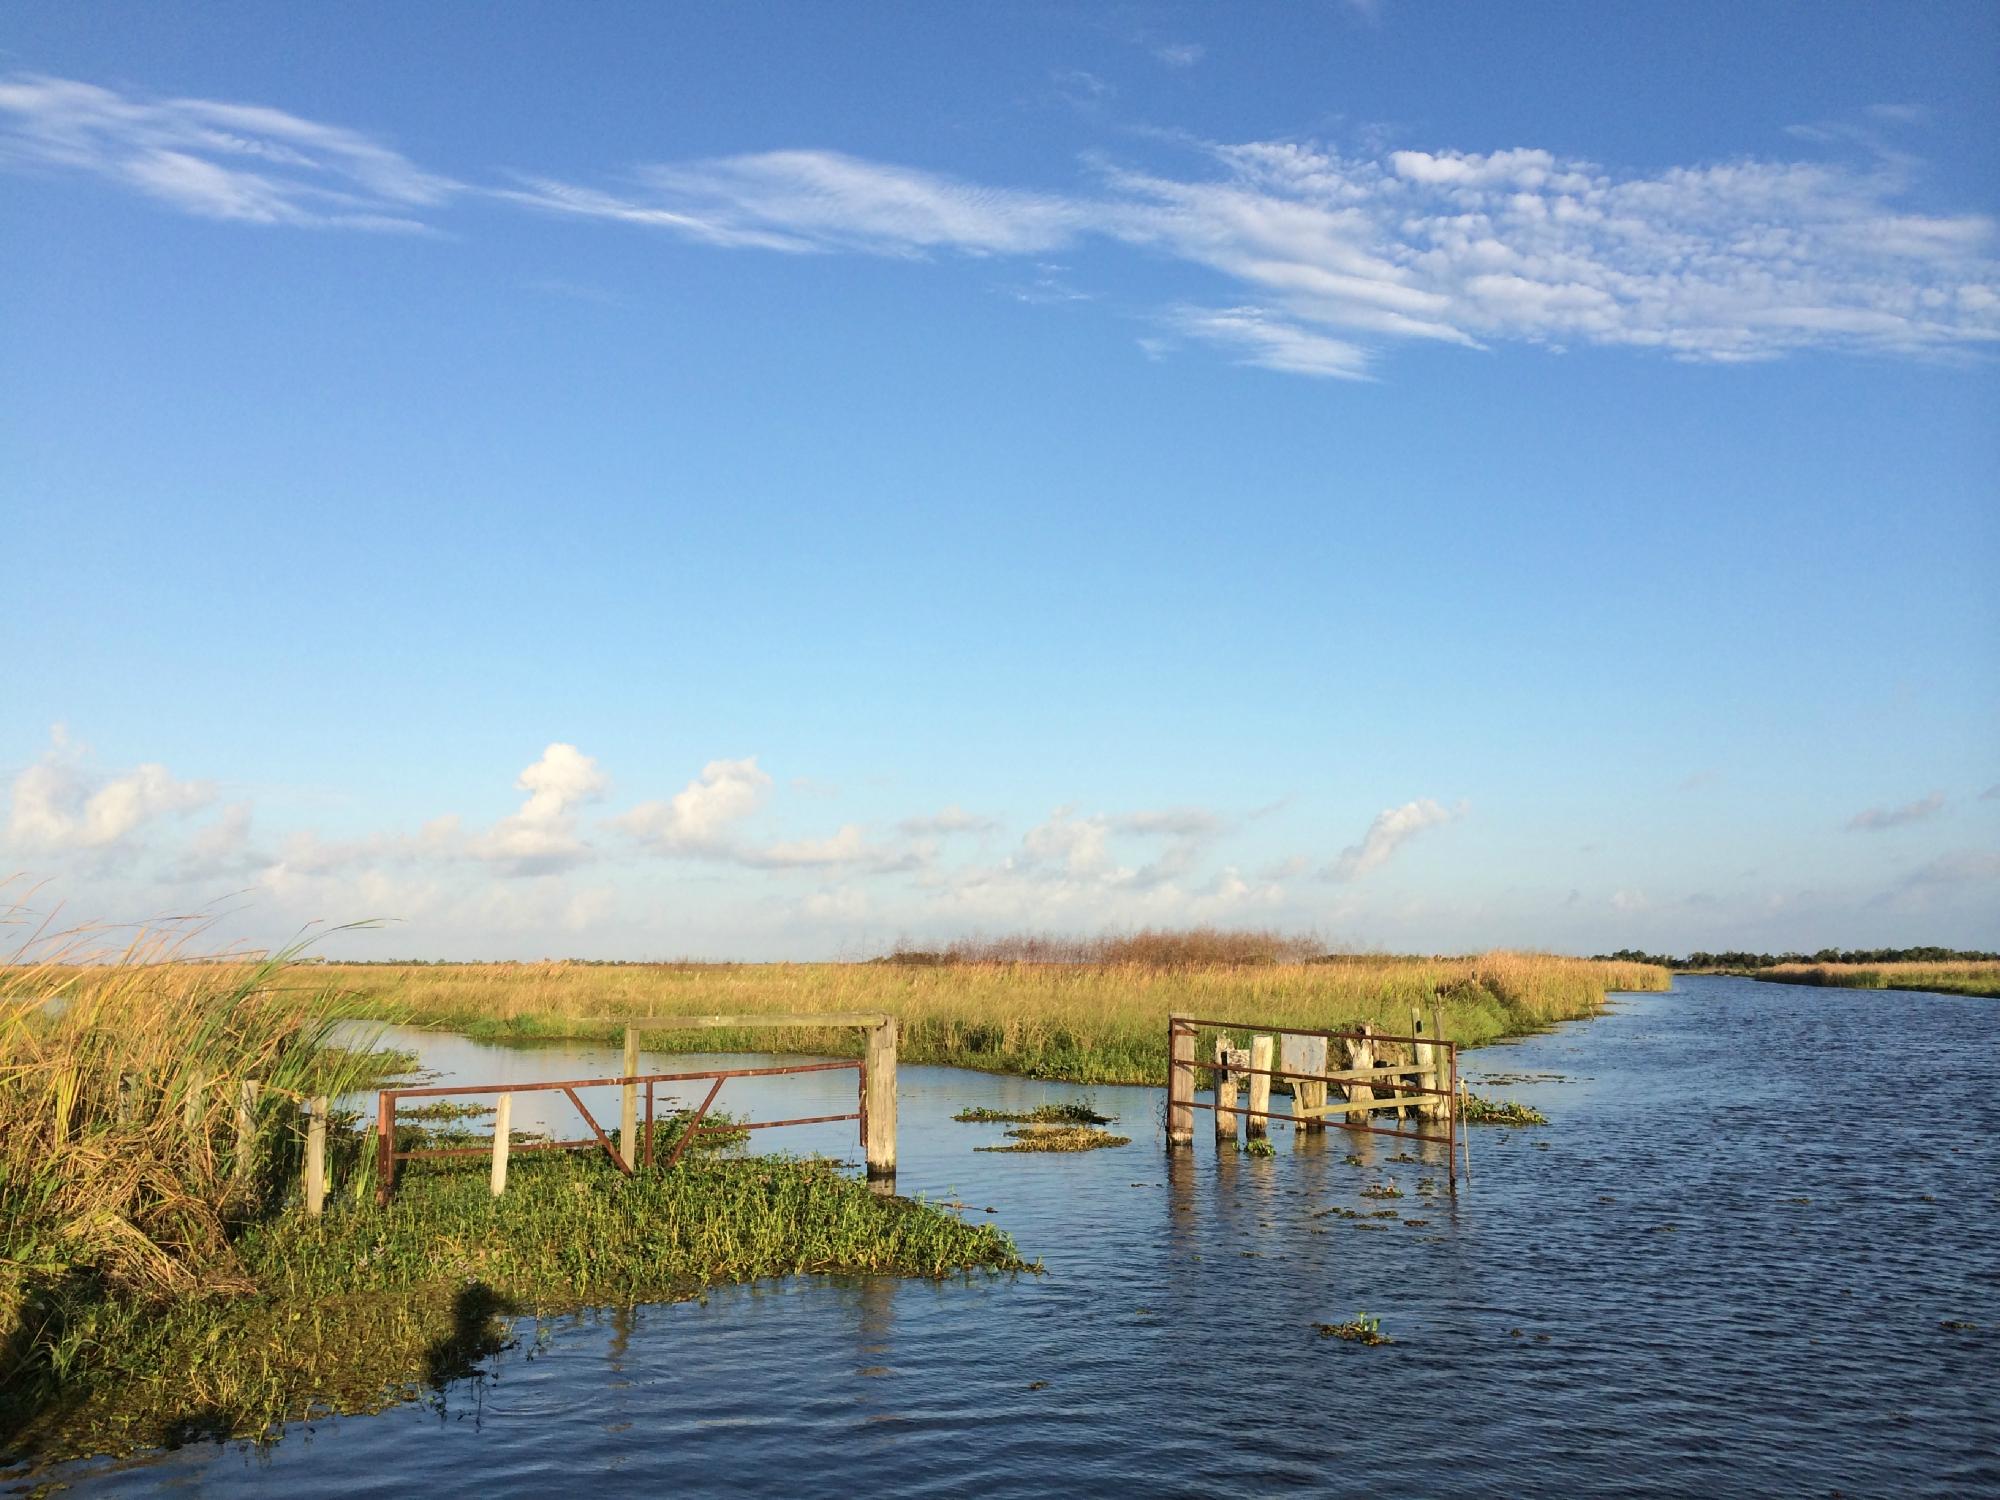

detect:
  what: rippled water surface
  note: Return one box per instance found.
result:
[30,977,2000,1497]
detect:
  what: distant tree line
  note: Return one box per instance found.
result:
[1594,946,2000,970]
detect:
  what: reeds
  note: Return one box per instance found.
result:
[314,947,1670,1084]
[1750,960,2000,998]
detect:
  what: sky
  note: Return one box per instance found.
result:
[2,2,1996,960]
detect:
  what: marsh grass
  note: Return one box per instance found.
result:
[975,1124,1131,1153]
[1462,1094,1551,1126]
[0,897,1022,1464]
[309,950,1668,1085]
[951,1102,1113,1125]
[1750,960,2000,998]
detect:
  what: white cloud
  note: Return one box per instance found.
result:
[1847,792,1946,831]
[615,756,772,854]
[1153,43,1204,68]
[0,72,456,229]
[5,729,214,852]
[1324,798,1463,882]
[12,72,1994,375]
[897,804,998,836]
[471,743,609,874]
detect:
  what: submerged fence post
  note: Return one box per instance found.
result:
[620,1027,639,1164]
[304,1096,328,1217]
[1247,1035,1274,1138]
[1167,1016,1194,1150]
[864,1017,898,1180]
[1214,1036,1241,1142]
[375,1092,396,1207]
[1284,1032,1327,1133]
[491,1092,512,1197]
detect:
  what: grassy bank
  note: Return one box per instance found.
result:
[0,912,1021,1466]
[313,951,1670,1083]
[1746,960,2000,998]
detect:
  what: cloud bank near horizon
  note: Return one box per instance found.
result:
[4,71,1995,378]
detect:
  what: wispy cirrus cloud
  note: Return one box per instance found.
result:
[7,70,1995,377]
[1847,792,1946,831]
[0,72,457,229]
[1323,798,1465,882]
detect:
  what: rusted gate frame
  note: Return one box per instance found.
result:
[375,1058,863,1203]
[1167,1014,1463,1179]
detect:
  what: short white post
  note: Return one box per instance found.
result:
[491,1092,513,1197]
[233,1079,261,1180]
[864,1018,898,1180]
[304,1096,328,1217]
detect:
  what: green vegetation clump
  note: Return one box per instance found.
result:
[1462,1094,1551,1126]
[975,1124,1131,1153]
[1316,1311,1391,1345]
[952,1101,1112,1125]
[0,905,1022,1466]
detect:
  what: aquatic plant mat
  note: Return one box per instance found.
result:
[952,1102,1113,1125]
[976,1124,1131,1152]
[0,1152,1024,1465]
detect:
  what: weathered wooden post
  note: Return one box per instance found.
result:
[1167,1016,1194,1150]
[375,1091,396,1207]
[620,1027,640,1164]
[304,1096,328,1217]
[1340,1025,1376,1114]
[1284,1032,1328,1132]
[1429,1003,1449,1123]
[183,1070,206,1134]
[233,1079,261,1181]
[1214,1035,1241,1142]
[864,1017,898,1180]
[491,1092,512,1197]
[1247,1035,1274,1138]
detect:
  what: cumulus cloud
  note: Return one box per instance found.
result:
[615,757,772,854]
[1323,798,1464,882]
[0,72,457,229]
[5,729,214,852]
[474,743,609,874]
[1847,792,1946,831]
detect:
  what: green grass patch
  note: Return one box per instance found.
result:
[952,1101,1113,1125]
[1462,1093,1550,1126]
[975,1124,1131,1153]
[2,1150,1024,1465]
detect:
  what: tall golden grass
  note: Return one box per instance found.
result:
[316,948,1671,1083]
[0,896,379,1356]
[1751,959,2000,998]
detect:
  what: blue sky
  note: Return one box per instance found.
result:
[3,2,1996,958]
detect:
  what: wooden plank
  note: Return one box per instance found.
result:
[491,1093,512,1197]
[1247,1035,1274,1138]
[864,1018,897,1180]
[1167,1017,1195,1149]
[602,1012,892,1032]
[304,1095,327,1217]
[1282,1033,1328,1132]
[1297,1095,1438,1118]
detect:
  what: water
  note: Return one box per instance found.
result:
[23,977,2000,1497]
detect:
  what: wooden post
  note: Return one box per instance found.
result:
[183,1070,206,1133]
[304,1096,327,1217]
[864,1017,897,1180]
[375,1091,395,1207]
[1247,1035,1274,1137]
[1214,1035,1241,1142]
[117,1072,134,1125]
[491,1092,512,1197]
[1167,1016,1194,1150]
[620,1027,639,1164]
[1284,1033,1328,1132]
[233,1079,261,1180]
[1340,1026,1375,1114]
